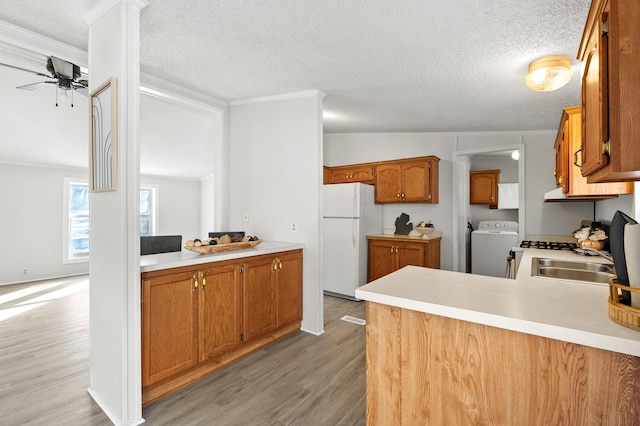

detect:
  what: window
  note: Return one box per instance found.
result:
[63,178,158,263]
[66,180,90,261]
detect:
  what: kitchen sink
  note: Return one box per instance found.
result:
[531,257,615,284]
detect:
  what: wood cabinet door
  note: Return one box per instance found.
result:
[243,256,276,341]
[375,164,402,203]
[396,242,425,270]
[424,241,441,269]
[349,166,375,184]
[329,167,352,184]
[580,8,609,177]
[401,161,430,202]
[470,171,499,205]
[275,251,303,328]
[329,165,375,184]
[198,263,242,362]
[368,240,398,281]
[555,116,570,193]
[142,271,198,387]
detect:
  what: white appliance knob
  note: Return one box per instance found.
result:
[494,223,501,228]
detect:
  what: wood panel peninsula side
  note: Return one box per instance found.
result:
[140,242,304,405]
[356,251,640,425]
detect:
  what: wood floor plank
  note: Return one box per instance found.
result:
[0,277,366,425]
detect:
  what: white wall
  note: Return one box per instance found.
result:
[0,163,90,285]
[140,174,201,244]
[324,130,633,271]
[0,164,200,286]
[227,91,324,335]
[469,155,519,227]
[324,132,455,270]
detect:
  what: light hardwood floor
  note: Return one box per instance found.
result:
[0,276,366,425]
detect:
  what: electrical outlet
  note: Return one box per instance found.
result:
[22,268,27,274]
[291,223,297,232]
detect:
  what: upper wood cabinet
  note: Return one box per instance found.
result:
[578,0,640,182]
[375,157,439,204]
[554,106,633,198]
[328,165,375,184]
[470,170,499,206]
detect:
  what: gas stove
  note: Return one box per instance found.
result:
[519,240,578,250]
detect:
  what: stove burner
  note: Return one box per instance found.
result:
[520,240,577,250]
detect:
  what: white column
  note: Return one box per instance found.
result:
[83,0,148,425]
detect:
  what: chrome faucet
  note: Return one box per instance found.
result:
[577,247,614,263]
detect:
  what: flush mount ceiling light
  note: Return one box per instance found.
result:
[525,55,572,92]
[511,150,520,160]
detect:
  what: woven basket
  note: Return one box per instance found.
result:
[184,240,261,254]
[608,277,640,331]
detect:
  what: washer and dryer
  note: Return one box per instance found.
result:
[471,220,519,278]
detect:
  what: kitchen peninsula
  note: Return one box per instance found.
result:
[356,249,640,425]
[140,241,304,405]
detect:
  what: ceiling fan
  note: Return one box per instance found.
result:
[0,56,88,106]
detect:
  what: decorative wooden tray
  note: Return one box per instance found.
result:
[608,277,640,331]
[184,240,261,254]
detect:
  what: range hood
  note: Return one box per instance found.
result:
[543,187,619,202]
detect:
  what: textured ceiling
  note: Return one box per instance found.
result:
[0,0,592,176]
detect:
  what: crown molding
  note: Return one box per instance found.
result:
[83,0,150,25]
[230,89,327,106]
[0,20,88,67]
[140,71,229,112]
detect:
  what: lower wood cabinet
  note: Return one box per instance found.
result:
[141,249,302,405]
[367,235,441,282]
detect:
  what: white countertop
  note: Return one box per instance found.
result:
[355,248,640,357]
[368,231,442,240]
[140,241,304,273]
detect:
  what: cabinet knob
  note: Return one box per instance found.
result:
[278,259,283,270]
[193,274,198,292]
[201,277,206,290]
[401,192,405,199]
[396,192,401,199]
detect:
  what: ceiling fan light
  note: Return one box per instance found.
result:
[525,55,572,92]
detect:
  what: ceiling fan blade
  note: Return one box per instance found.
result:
[16,81,57,90]
[0,62,52,78]
[72,86,88,97]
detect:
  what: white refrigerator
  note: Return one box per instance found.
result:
[322,183,382,299]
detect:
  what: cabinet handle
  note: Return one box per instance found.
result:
[272,260,277,272]
[396,192,401,199]
[201,276,206,290]
[428,194,432,201]
[401,192,405,199]
[278,259,283,270]
[573,148,583,167]
[193,274,198,292]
